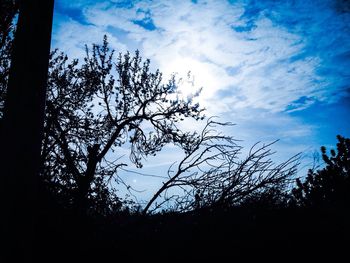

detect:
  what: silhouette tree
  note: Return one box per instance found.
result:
[0,5,300,218]
[292,135,350,208]
[40,37,204,214]
[143,120,299,214]
[0,0,18,119]
[0,0,55,260]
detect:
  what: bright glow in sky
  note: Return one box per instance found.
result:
[52,0,350,201]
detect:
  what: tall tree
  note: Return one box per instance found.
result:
[0,0,54,259]
[40,38,204,214]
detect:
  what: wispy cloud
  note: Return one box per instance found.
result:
[54,0,349,113]
[52,0,350,168]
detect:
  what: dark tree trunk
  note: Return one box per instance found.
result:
[75,144,100,214]
[0,0,54,260]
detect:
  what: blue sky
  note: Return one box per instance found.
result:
[52,0,350,200]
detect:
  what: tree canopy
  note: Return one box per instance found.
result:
[41,36,205,214]
[292,135,350,208]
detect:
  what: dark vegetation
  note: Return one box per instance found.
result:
[0,1,348,260]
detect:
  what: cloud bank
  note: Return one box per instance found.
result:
[52,0,350,192]
[54,0,349,113]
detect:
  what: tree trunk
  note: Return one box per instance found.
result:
[75,144,100,214]
[0,0,54,260]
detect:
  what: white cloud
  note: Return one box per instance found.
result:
[52,14,128,59]
[52,0,326,147]
[52,0,347,200]
[72,0,327,115]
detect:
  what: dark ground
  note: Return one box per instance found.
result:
[34,195,349,262]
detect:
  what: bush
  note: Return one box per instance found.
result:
[292,135,350,208]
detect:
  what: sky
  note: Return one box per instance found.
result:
[52,0,350,202]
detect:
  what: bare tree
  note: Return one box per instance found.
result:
[143,119,300,214]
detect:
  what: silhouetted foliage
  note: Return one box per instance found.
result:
[0,4,347,260]
[144,131,299,213]
[0,0,18,119]
[0,32,299,215]
[292,135,350,208]
[39,36,204,215]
